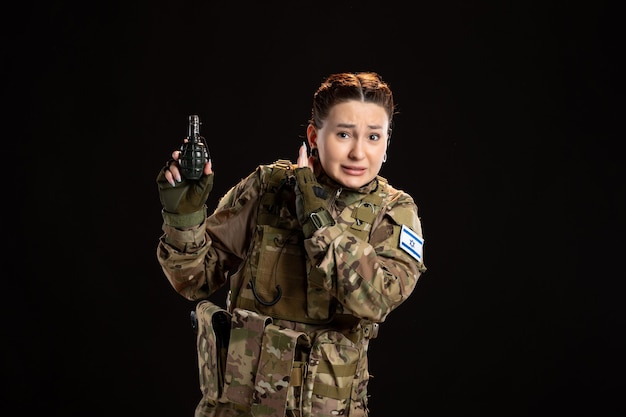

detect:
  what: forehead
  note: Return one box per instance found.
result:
[325,100,389,127]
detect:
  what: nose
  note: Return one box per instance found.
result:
[348,138,365,159]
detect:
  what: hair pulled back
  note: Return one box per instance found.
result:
[309,72,395,134]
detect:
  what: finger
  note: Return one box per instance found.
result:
[164,170,176,187]
[168,163,182,183]
[172,150,181,160]
[204,159,213,176]
[298,143,308,167]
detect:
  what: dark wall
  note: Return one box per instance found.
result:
[5,1,623,416]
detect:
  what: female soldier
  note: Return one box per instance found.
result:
[156,72,427,417]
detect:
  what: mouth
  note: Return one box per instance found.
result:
[342,166,366,175]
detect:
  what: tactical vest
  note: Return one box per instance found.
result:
[232,160,388,324]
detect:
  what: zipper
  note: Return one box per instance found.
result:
[329,187,342,212]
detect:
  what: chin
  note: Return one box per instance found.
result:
[339,176,370,189]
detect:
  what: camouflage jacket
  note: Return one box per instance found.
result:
[157,160,426,323]
[157,160,426,416]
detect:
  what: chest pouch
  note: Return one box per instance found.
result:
[234,160,335,324]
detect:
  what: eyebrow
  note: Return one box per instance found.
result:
[335,123,383,130]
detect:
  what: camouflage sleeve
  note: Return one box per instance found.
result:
[303,191,426,322]
[156,167,264,301]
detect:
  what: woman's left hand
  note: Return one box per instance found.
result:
[297,142,314,169]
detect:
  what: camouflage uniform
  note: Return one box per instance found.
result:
[157,160,426,417]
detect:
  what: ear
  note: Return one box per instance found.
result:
[306,124,318,149]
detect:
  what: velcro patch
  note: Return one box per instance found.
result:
[399,224,424,262]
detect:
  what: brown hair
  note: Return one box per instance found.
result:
[309,72,395,138]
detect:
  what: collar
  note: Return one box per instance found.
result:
[315,163,380,198]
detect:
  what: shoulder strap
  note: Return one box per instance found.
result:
[257,159,296,228]
[348,176,388,241]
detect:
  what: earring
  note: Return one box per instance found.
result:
[383,153,387,163]
[311,148,319,158]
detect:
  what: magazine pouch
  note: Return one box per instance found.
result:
[250,324,311,416]
[221,308,273,407]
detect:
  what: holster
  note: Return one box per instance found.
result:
[193,300,232,409]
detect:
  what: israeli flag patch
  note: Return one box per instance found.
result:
[399,224,424,262]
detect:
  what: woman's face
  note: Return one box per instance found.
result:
[307,100,389,189]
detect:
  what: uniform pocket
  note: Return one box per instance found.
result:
[302,330,363,417]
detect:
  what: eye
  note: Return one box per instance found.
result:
[338,132,350,139]
[369,133,381,141]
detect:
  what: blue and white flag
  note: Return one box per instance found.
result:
[399,224,424,262]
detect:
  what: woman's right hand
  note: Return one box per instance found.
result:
[156,142,214,221]
[164,140,213,187]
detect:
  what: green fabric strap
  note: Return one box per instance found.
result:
[302,208,335,237]
[315,360,358,377]
[310,359,358,400]
[311,380,353,400]
[162,207,206,228]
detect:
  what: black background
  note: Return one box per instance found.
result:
[4,1,623,416]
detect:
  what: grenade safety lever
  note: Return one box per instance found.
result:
[179,115,210,180]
